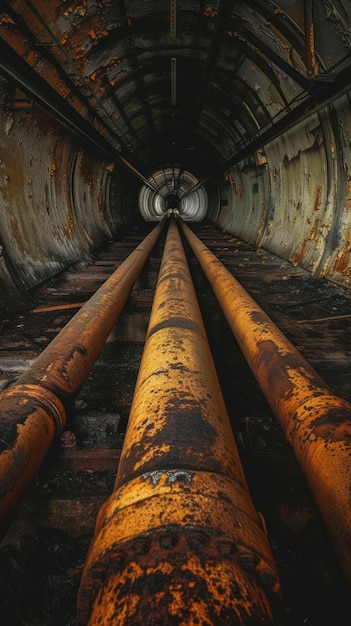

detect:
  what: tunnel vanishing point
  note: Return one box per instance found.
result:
[1,1,351,624]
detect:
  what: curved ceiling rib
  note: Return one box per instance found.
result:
[0,10,160,191]
[1,0,136,154]
[183,53,351,198]
[1,1,351,219]
[0,0,315,175]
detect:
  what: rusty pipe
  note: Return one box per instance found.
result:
[77,219,280,625]
[180,220,351,583]
[0,221,164,535]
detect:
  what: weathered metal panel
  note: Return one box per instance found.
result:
[314,94,351,288]
[215,159,270,244]
[219,98,351,292]
[0,102,120,293]
[261,114,333,271]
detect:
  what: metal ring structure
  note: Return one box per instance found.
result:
[138,167,208,221]
[77,218,280,625]
[180,219,351,585]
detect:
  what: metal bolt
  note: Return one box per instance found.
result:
[258,566,277,589]
[186,530,209,550]
[216,539,237,556]
[238,549,259,572]
[107,552,126,572]
[158,531,178,549]
[132,537,151,555]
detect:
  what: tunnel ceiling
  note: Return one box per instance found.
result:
[1,0,350,183]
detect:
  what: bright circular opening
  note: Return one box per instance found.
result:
[139,167,208,221]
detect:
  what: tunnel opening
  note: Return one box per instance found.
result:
[1,1,350,293]
[165,192,181,211]
[138,166,210,222]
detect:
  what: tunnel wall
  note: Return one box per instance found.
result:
[215,94,351,291]
[0,101,131,300]
[1,90,351,299]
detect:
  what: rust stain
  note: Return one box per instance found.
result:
[203,5,218,18]
[120,395,221,484]
[79,526,275,625]
[345,178,351,212]
[310,218,322,239]
[314,184,322,212]
[10,216,26,251]
[64,212,75,237]
[291,238,309,267]
[332,251,351,275]
[311,407,351,442]
[78,152,100,186]
[253,335,327,411]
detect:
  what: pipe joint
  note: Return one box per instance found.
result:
[78,522,279,625]
[78,469,280,623]
[0,383,66,444]
[0,384,66,535]
[284,392,351,448]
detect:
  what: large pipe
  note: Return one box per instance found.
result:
[0,221,164,535]
[77,219,280,625]
[180,220,351,583]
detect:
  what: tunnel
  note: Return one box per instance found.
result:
[1,0,351,295]
[1,1,351,624]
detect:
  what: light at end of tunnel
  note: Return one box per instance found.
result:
[165,193,181,211]
[139,167,208,222]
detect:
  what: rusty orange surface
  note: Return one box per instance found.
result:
[0,221,164,535]
[78,220,279,625]
[181,219,351,584]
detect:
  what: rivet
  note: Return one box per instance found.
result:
[186,530,209,550]
[60,430,76,448]
[107,551,126,572]
[158,531,178,549]
[238,549,259,572]
[132,537,151,555]
[216,539,237,556]
[258,566,277,589]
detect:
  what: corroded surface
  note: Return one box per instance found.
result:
[0,222,163,537]
[0,225,350,623]
[1,2,351,292]
[78,220,279,624]
[182,220,351,585]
